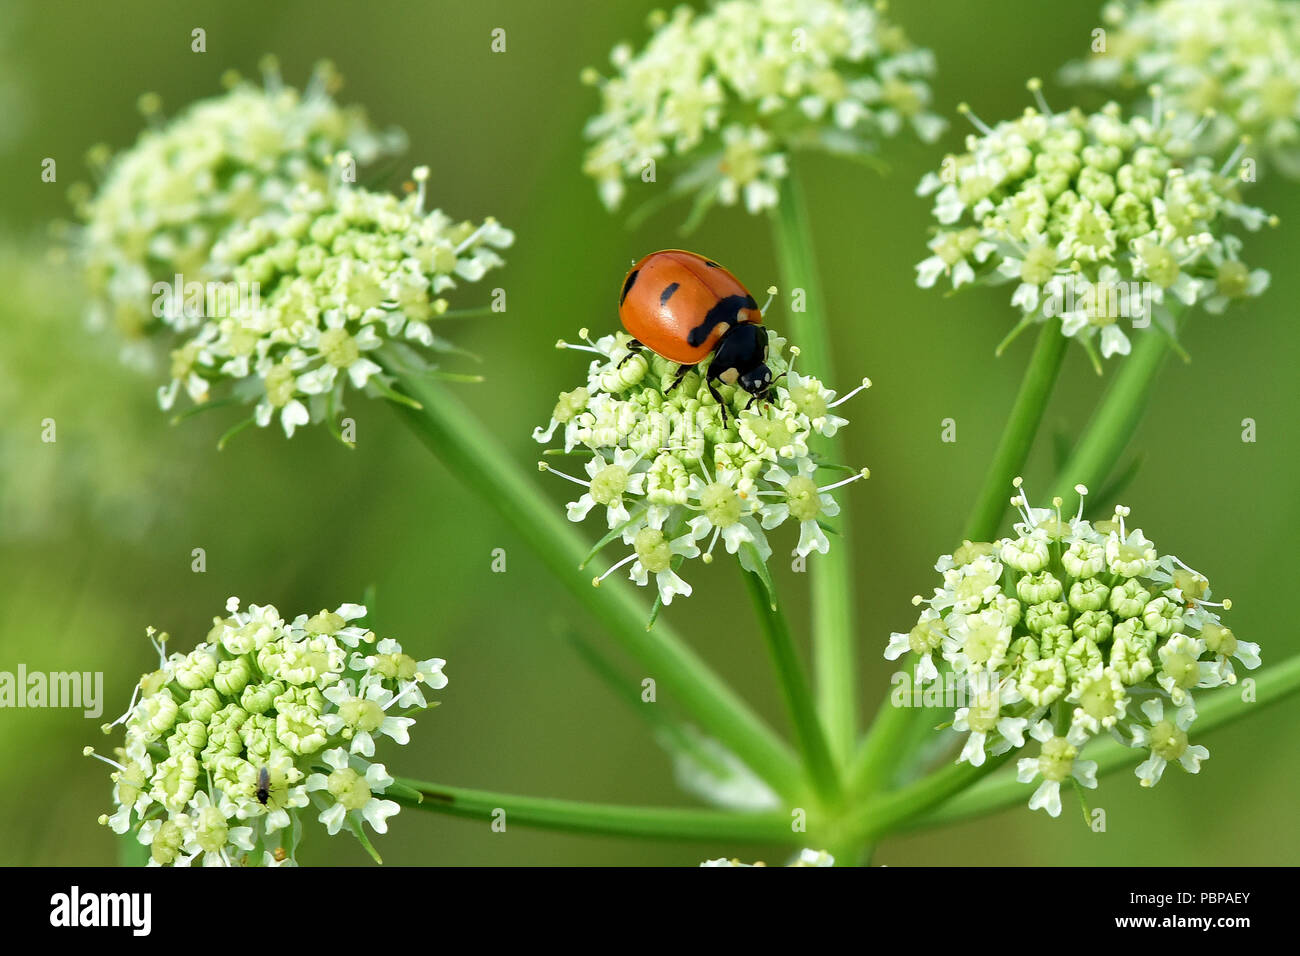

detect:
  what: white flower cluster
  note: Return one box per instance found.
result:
[701,848,834,866]
[534,329,869,607]
[162,171,513,437]
[583,0,944,217]
[89,597,446,866]
[73,59,405,353]
[885,480,1259,817]
[1062,0,1300,177]
[916,95,1272,364]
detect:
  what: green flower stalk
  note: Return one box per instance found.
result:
[884,479,1258,817]
[71,58,405,358]
[1062,0,1300,177]
[534,328,870,607]
[582,0,944,221]
[88,597,445,866]
[160,168,512,438]
[916,88,1272,367]
[701,848,834,866]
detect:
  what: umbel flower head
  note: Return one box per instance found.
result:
[884,479,1259,817]
[916,86,1273,367]
[534,327,870,609]
[582,0,944,220]
[71,58,405,358]
[159,167,513,439]
[1061,0,1300,178]
[88,597,447,866]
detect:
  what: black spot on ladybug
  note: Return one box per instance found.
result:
[687,294,754,348]
[620,269,639,306]
[660,282,680,305]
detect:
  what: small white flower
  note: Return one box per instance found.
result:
[1016,721,1097,817]
[1130,698,1210,788]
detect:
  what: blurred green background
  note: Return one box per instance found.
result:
[1,0,1296,866]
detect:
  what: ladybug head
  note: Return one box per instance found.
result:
[711,324,773,401]
[738,361,774,399]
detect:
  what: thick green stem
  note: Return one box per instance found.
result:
[846,659,916,797]
[1049,322,1176,502]
[898,652,1300,832]
[962,318,1069,543]
[845,752,1014,844]
[742,568,843,807]
[770,164,858,766]
[379,354,804,802]
[393,778,799,843]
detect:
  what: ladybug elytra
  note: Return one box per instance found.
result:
[617,250,774,418]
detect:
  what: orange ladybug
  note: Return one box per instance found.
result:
[617,250,773,418]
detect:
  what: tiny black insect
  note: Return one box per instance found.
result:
[255,766,271,806]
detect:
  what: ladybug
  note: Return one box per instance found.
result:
[617,250,773,418]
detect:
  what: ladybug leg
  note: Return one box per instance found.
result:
[705,378,732,425]
[664,363,696,393]
[616,339,645,369]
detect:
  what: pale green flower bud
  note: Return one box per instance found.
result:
[1001,536,1050,573]
[1064,636,1104,681]
[1072,610,1113,646]
[1025,601,1070,635]
[1062,540,1106,578]
[1018,658,1067,708]
[1068,579,1111,613]
[1110,579,1153,620]
[1017,571,1063,605]
[213,658,252,698]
